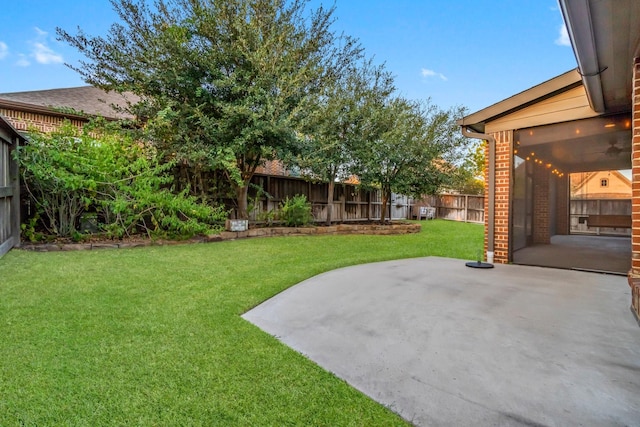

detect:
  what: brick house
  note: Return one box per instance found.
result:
[0,86,290,177]
[459,0,640,322]
[0,86,137,132]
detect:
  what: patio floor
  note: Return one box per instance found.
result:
[243,257,640,426]
[513,234,630,274]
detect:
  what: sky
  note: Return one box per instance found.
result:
[0,0,578,113]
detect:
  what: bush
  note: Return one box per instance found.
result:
[279,195,313,227]
[17,120,227,239]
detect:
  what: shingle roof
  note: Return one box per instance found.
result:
[0,86,139,120]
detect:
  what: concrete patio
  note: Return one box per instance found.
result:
[513,235,631,275]
[243,257,640,426]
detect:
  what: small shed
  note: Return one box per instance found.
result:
[0,115,25,258]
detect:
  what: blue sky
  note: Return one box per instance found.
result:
[0,0,577,113]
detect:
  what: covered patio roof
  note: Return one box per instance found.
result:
[458,69,583,134]
[559,0,640,114]
[459,0,640,174]
[461,0,640,132]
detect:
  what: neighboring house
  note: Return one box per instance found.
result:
[0,86,290,178]
[570,170,631,199]
[0,86,137,132]
[458,0,640,321]
[0,86,136,257]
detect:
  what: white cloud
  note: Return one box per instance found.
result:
[421,68,448,81]
[32,42,63,64]
[14,27,65,65]
[555,24,571,46]
[34,26,48,37]
[16,54,30,67]
[0,42,8,60]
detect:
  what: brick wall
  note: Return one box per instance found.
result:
[0,108,86,133]
[486,130,512,264]
[629,57,640,322]
[555,175,569,235]
[255,159,288,176]
[533,164,551,244]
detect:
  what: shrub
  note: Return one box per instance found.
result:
[279,195,313,227]
[17,120,227,239]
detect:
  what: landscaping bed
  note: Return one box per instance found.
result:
[19,222,422,252]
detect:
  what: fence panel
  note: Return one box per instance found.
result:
[244,174,486,225]
[413,194,485,224]
[0,130,20,258]
[570,199,631,236]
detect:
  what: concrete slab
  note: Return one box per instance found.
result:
[243,257,640,426]
[514,235,630,274]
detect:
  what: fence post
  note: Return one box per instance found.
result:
[596,199,601,236]
[10,137,20,247]
[464,195,469,223]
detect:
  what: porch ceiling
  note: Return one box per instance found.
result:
[516,114,631,173]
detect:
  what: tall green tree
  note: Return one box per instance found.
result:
[355,98,467,223]
[295,59,394,224]
[449,139,485,195]
[58,0,359,218]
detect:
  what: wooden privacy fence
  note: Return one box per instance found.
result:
[247,174,410,222]
[417,194,485,224]
[244,174,484,224]
[570,198,631,236]
[0,120,22,258]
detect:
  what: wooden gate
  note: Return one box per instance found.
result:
[0,118,23,258]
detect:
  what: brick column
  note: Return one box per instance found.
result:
[629,57,640,324]
[555,175,569,235]
[533,164,551,244]
[485,130,512,264]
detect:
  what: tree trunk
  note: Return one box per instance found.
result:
[380,190,389,224]
[326,179,335,225]
[236,183,250,219]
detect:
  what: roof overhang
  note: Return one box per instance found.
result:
[0,98,90,122]
[457,69,582,133]
[559,0,640,114]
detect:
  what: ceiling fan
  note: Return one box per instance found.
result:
[602,141,631,157]
[587,139,631,158]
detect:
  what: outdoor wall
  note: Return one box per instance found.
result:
[0,108,86,133]
[533,164,551,244]
[629,57,640,321]
[485,130,513,264]
[556,175,569,235]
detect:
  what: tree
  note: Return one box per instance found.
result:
[58,0,359,218]
[449,139,485,195]
[295,59,394,224]
[355,98,467,223]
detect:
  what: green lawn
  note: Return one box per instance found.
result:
[0,220,482,426]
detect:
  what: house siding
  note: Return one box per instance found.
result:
[486,86,599,133]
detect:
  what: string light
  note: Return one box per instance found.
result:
[517,148,564,177]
